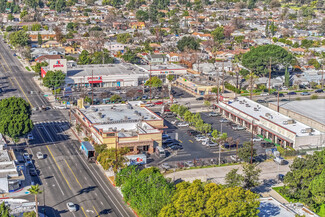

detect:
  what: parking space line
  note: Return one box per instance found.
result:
[179,140,183,143]
[93,206,100,217]
[64,159,83,189]
[189,140,193,143]
[81,206,89,217]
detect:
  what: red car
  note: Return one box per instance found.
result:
[154,101,163,105]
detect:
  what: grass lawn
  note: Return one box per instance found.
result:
[25,66,31,71]
[272,186,298,203]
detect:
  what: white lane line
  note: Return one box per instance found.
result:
[41,124,55,142]
[53,175,65,196]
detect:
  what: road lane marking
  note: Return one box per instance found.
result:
[93,206,100,217]
[81,206,88,217]
[179,140,183,143]
[53,175,65,196]
[46,145,72,190]
[0,62,15,86]
[64,159,83,188]
[0,52,34,108]
[189,140,193,143]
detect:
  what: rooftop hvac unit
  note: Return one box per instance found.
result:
[121,128,125,132]
[283,121,288,125]
[287,119,296,124]
[124,116,128,120]
[239,101,244,104]
[114,127,117,131]
[134,111,139,115]
[245,104,250,107]
[254,107,259,111]
[91,107,98,112]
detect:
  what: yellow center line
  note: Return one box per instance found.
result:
[93,206,100,217]
[0,52,34,108]
[64,159,83,188]
[179,140,183,143]
[81,206,89,217]
[46,145,71,190]
[189,140,193,143]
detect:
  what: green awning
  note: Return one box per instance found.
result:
[264,138,273,143]
[274,143,280,147]
[257,134,263,139]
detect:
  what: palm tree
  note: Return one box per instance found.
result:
[245,71,258,100]
[28,184,42,217]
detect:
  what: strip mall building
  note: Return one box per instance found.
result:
[215,97,325,150]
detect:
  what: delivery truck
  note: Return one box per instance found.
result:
[80,141,95,163]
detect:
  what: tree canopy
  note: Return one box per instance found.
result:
[158,180,260,217]
[238,142,257,163]
[176,36,200,52]
[0,202,11,217]
[9,30,29,47]
[97,147,129,171]
[0,97,33,138]
[78,50,114,65]
[116,167,175,217]
[43,70,66,89]
[241,45,295,75]
[145,76,162,88]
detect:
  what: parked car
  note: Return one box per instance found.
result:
[256,99,266,103]
[66,202,77,212]
[187,130,200,136]
[171,120,178,125]
[279,93,285,97]
[195,136,208,141]
[315,89,324,93]
[196,97,204,101]
[162,134,170,140]
[154,101,163,105]
[29,168,38,176]
[160,163,171,170]
[300,92,310,96]
[163,139,174,144]
[260,92,269,96]
[27,133,34,140]
[208,112,220,117]
[36,152,44,159]
[185,161,194,167]
[287,91,297,95]
[206,142,218,147]
[170,144,183,150]
[274,157,285,165]
[202,140,211,146]
[177,122,189,127]
[232,125,246,131]
[23,153,30,160]
[261,142,274,148]
[219,118,229,123]
[223,143,236,149]
[163,112,175,118]
[251,137,263,142]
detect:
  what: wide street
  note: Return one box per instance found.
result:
[0,38,135,217]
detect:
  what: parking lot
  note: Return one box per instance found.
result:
[151,110,270,168]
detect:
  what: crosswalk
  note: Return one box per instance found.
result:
[33,120,70,125]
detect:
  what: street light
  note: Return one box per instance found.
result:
[219,122,223,166]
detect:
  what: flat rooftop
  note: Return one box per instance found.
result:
[66,63,147,77]
[271,99,325,126]
[222,97,322,137]
[79,102,162,125]
[138,63,186,71]
[259,197,296,217]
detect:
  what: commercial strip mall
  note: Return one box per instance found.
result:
[215,97,325,150]
[41,59,188,88]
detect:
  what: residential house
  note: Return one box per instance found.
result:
[166,53,181,62]
[129,22,145,30]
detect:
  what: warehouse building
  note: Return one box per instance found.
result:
[215,97,325,149]
[74,101,163,154]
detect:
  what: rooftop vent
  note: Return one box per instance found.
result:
[245,104,251,107]
[91,107,98,112]
[287,119,296,124]
[254,107,259,111]
[239,101,244,104]
[301,128,313,133]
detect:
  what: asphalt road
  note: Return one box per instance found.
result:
[0,38,135,217]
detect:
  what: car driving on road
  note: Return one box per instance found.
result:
[66,202,77,212]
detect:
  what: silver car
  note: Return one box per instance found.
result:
[66,202,77,212]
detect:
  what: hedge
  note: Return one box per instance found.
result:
[224,82,241,94]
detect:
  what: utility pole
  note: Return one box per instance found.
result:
[219,122,223,165]
[277,91,280,112]
[215,60,220,104]
[250,72,253,100]
[222,61,225,94]
[149,63,152,103]
[91,70,94,105]
[115,132,118,173]
[268,58,272,94]
[251,120,254,164]
[322,64,324,89]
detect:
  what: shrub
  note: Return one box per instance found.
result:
[311,95,318,100]
[224,82,241,94]
[25,67,31,71]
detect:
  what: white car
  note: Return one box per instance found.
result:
[55,105,67,110]
[160,163,171,170]
[201,139,211,145]
[23,153,30,160]
[219,119,229,123]
[252,137,263,142]
[207,142,218,147]
[27,133,33,140]
[177,122,189,127]
[36,152,44,159]
[66,202,77,212]
[171,120,178,125]
[260,93,269,96]
[196,136,209,142]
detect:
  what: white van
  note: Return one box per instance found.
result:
[156,146,166,158]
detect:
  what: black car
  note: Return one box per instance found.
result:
[279,93,285,97]
[261,142,274,148]
[163,139,174,144]
[272,92,278,96]
[196,97,204,101]
[256,99,266,103]
[29,168,38,176]
[315,89,324,93]
[187,130,200,136]
[287,92,297,95]
[170,144,183,150]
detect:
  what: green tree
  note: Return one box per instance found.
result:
[55,0,66,12]
[116,33,132,44]
[28,185,42,217]
[117,167,174,217]
[78,50,91,65]
[8,13,14,21]
[0,97,33,138]
[167,74,174,82]
[265,20,269,37]
[145,76,162,88]
[9,30,29,47]
[225,168,244,188]
[31,23,41,31]
[97,147,129,172]
[110,94,122,102]
[242,163,261,190]
[43,70,66,89]
[37,33,42,45]
[242,45,295,75]
[176,36,199,52]
[20,10,28,19]
[121,50,138,64]
[136,10,149,22]
[0,202,11,217]
[238,142,256,163]
[270,21,276,36]
[5,26,13,32]
[23,211,36,217]
[284,66,290,87]
[211,26,225,43]
[159,180,260,217]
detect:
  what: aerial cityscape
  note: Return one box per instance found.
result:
[0,0,325,216]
